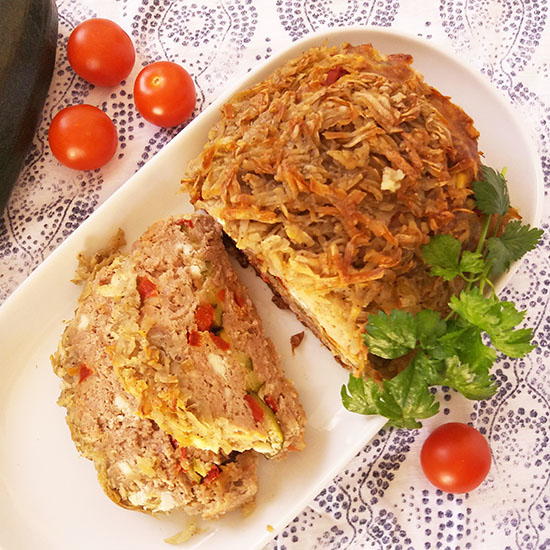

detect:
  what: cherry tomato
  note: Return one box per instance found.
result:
[48,105,118,170]
[420,422,491,493]
[68,18,135,86]
[133,61,196,127]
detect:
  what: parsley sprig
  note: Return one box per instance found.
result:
[341,165,543,428]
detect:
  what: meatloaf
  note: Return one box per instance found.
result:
[51,214,305,517]
[182,43,482,379]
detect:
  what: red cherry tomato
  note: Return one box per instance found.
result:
[133,61,196,127]
[68,18,135,86]
[420,422,491,493]
[48,105,118,170]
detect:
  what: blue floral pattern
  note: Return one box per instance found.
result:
[1,1,548,548]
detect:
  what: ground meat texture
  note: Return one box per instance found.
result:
[51,214,305,518]
[118,216,305,457]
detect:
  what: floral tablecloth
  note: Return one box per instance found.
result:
[1,1,548,549]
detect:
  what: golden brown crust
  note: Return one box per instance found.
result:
[183,43,482,377]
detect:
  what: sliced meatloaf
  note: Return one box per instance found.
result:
[182,43,482,379]
[52,214,305,517]
[53,310,256,517]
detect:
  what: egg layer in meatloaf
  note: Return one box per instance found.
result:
[51,214,305,518]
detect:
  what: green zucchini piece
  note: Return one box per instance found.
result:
[245,370,263,393]
[234,351,262,391]
[213,303,223,328]
[246,392,284,452]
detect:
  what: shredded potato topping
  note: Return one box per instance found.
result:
[182,43,482,378]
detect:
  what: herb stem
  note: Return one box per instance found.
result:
[444,310,454,321]
[476,215,492,256]
[484,277,496,295]
[467,214,493,292]
[478,264,493,294]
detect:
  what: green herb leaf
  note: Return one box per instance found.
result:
[492,328,534,358]
[473,165,510,215]
[421,234,462,280]
[416,310,447,348]
[378,353,440,428]
[448,289,501,330]
[343,164,541,429]
[422,236,486,281]
[459,251,485,275]
[440,323,496,374]
[449,289,534,358]
[496,300,526,330]
[341,353,440,429]
[421,321,497,400]
[340,375,380,415]
[364,310,417,359]
[486,221,544,277]
[437,354,497,400]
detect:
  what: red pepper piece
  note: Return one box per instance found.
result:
[244,394,265,423]
[187,331,201,346]
[217,288,226,302]
[195,304,215,331]
[209,332,230,351]
[202,464,221,484]
[136,276,157,302]
[180,447,188,460]
[175,218,194,228]
[79,364,93,383]
[324,66,349,85]
[264,394,279,413]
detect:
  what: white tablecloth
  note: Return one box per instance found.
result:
[2,1,548,548]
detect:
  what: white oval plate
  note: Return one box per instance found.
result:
[0,27,543,550]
